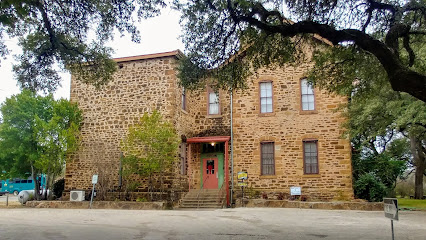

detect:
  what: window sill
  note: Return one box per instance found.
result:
[259,175,276,179]
[258,112,276,117]
[302,174,320,178]
[299,110,318,115]
[207,114,222,119]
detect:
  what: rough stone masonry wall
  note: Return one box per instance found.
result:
[175,86,232,190]
[66,51,353,201]
[65,56,182,195]
[231,63,353,201]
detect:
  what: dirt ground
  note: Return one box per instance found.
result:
[0,207,425,240]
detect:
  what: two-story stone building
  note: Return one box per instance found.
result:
[65,50,353,205]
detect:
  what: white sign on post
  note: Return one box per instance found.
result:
[384,198,399,221]
[90,174,98,209]
[384,198,398,240]
[290,186,301,196]
[92,175,98,184]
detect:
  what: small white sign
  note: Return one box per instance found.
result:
[384,198,398,221]
[92,175,98,184]
[290,186,301,196]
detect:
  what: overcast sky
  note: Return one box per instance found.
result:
[0,8,184,105]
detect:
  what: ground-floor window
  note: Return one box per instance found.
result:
[303,140,318,174]
[261,142,275,175]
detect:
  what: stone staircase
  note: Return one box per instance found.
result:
[179,189,224,209]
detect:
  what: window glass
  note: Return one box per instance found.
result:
[261,142,275,175]
[301,79,315,110]
[304,141,319,174]
[209,92,219,115]
[260,82,273,113]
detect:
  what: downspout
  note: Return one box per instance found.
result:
[230,88,234,206]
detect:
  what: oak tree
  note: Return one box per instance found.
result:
[177,0,426,102]
[0,0,165,92]
[0,90,81,200]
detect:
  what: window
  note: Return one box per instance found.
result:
[301,78,315,110]
[261,142,275,175]
[260,82,273,113]
[180,142,187,175]
[181,87,186,111]
[303,140,319,174]
[208,90,219,115]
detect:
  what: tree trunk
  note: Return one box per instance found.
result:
[43,174,49,200]
[410,134,425,199]
[414,161,425,199]
[31,165,41,201]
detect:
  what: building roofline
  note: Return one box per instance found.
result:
[113,49,184,63]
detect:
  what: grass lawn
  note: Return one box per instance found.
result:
[398,198,426,210]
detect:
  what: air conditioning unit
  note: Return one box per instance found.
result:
[70,190,85,201]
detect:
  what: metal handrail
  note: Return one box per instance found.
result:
[218,183,225,208]
[197,175,210,208]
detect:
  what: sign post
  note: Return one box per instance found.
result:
[384,198,398,240]
[90,174,98,209]
[237,172,248,207]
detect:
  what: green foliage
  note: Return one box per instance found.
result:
[353,152,407,187]
[395,181,414,198]
[136,197,147,202]
[354,173,388,202]
[0,90,81,199]
[177,0,426,101]
[332,59,426,201]
[1,0,165,92]
[52,178,65,198]
[121,110,179,196]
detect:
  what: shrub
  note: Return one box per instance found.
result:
[395,181,414,198]
[354,173,388,202]
[53,178,65,198]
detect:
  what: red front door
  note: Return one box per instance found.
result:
[203,158,218,189]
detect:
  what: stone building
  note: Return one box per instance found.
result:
[65,50,353,205]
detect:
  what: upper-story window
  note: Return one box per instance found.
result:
[208,89,219,115]
[260,81,273,113]
[301,78,315,111]
[181,87,186,111]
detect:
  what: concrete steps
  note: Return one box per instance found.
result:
[179,189,224,209]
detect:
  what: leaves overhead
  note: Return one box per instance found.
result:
[0,0,165,92]
[177,0,426,101]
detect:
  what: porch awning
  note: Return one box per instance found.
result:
[186,136,230,143]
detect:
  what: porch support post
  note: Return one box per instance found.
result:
[225,140,229,207]
[188,143,191,191]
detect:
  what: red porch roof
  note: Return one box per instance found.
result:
[186,136,231,143]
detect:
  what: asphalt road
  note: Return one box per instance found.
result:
[0,208,425,240]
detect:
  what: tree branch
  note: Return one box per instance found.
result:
[225,3,426,102]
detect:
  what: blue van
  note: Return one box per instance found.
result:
[1,176,46,195]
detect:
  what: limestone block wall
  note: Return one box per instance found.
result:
[66,50,353,201]
[65,55,185,193]
[231,64,353,200]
